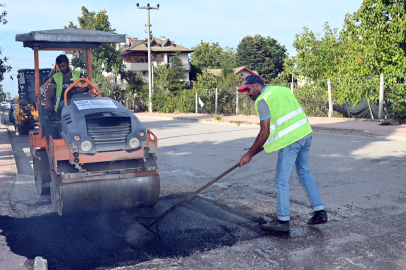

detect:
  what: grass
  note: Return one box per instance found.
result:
[214,115,222,121]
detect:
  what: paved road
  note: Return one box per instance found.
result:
[1,114,406,269]
[136,112,406,139]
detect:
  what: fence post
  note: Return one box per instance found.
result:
[328,79,333,118]
[290,82,294,93]
[195,92,198,114]
[379,73,384,120]
[236,86,239,115]
[215,87,218,115]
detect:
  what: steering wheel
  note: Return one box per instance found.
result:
[64,78,101,106]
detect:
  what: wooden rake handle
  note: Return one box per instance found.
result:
[148,147,265,227]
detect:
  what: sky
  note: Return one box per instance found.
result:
[1,0,364,97]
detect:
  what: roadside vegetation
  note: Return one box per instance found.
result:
[0,3,11,101]
[49,1,406,121]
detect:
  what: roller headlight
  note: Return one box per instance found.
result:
[80,140,92,152]
[73,134,81,141]
[139,130,145,137]
[129,137,140,148]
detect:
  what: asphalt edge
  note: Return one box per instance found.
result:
[137,114,406,141]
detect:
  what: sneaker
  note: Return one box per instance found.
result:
[261,219,290,232]
[307,210,328,225]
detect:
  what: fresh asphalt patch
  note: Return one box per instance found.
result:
[0,193,286,270]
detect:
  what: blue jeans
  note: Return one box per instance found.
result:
[275,136,324,221]
[58,99,71,111]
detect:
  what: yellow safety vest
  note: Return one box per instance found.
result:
[255,86,312,153]
[54,70,80,111]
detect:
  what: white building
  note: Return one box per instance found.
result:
[118,36,194,83]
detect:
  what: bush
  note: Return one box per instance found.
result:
[198,87,237,115]
[269,83,329,117]
[152,88,195,113]
[294,84,329,117]
[385,84,406,123]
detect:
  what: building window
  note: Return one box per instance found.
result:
[140,59,145,63]
[168,55,175,63]
[143,71,148,76]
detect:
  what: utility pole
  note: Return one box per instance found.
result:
[291,72,294,93]
[137,3,159,113]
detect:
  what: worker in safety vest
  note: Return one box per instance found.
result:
[44,54,94,112]
[238,75,327,232]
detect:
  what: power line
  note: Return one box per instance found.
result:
[116,1,148,29]
[120,11,144,33]
[116,7,139,28]
[123,14,147,34]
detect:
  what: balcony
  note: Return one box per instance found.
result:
[169,62,191,71]
[124,63,149,71]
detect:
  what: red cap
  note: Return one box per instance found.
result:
[238,84,250,92]
[238,75,264,92]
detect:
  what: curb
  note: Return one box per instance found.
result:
[0,112,18,174]
[136,114,406,140]
[311,127,376,137]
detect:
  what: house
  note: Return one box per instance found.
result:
[118,36,194,82]
[206,66,260,78]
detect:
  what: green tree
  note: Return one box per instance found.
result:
[193,71,217,90]
[153,52,186,93]
[338,0,406,122]
[189,64,202,81]
[339,0,406,79]
[168,51,186,93]
[282,23,343,82]
[153,64,170,92]
[265,37,288,77]
[191,41,224,69]
[0,4,11,82]
[219,47,237,79]
[236,35,277,80]
[193,46,240,90]
[92,72,119,98]
[152,56,194,113]
[65,6,123,77]
[0,3,7,24]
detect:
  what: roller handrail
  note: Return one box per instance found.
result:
[64,78,101,106]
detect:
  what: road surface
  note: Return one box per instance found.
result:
[1,113,406,269]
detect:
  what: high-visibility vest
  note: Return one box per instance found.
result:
[255,86,312,153]
[54,70,80,111]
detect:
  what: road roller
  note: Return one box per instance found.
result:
[16,29,160,216]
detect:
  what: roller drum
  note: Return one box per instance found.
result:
[53,174,160,216]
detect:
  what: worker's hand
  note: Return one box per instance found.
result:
[239,153,252,167]
[88,88,97,97]
[44,102,52,112]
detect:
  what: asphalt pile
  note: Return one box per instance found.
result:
[0,194,268,270]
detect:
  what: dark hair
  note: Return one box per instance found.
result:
[56,54,69,64]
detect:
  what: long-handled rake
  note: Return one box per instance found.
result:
[137,148,264,241]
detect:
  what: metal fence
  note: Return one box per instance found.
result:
[153,73,406,120]
[195,83,330,117]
